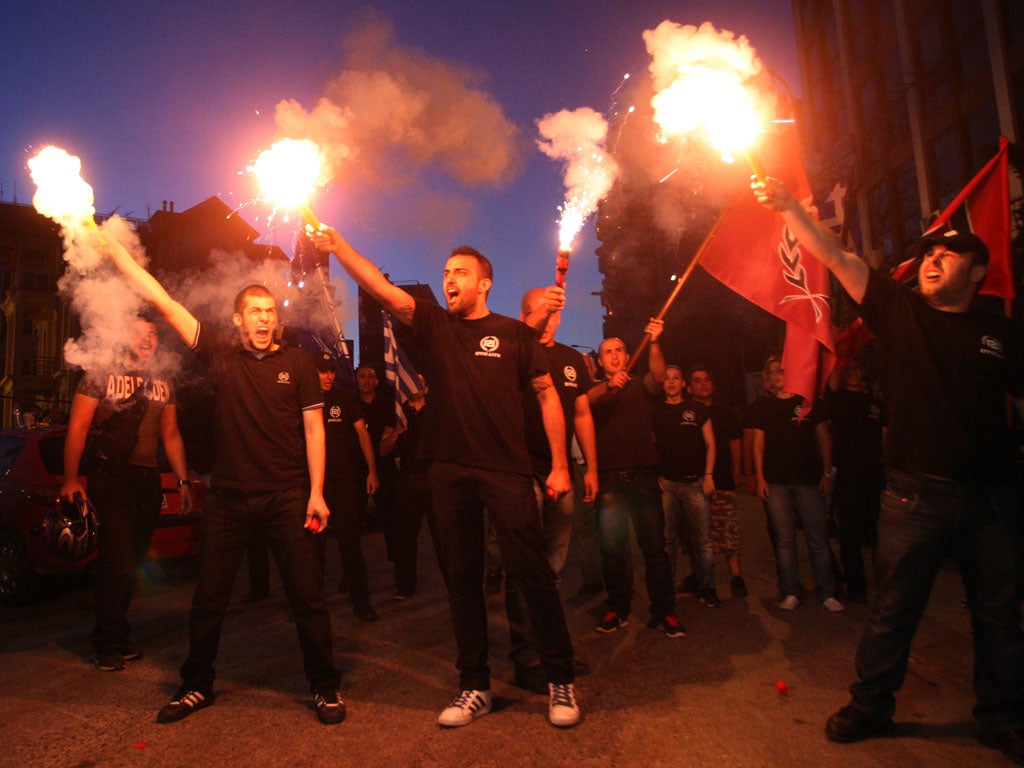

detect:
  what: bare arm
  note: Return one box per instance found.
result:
[573,393,599,503]
[523,285,565,332]
[102,238,199,346]
[159,404,192,514]
[642,319,667,392]
[310,227,416,326]
[752,176,869,303]
[60,392,100,502]
[701,418,716,495]
[354,418,380,495]
[753,428,769,500]
[302,408,329,530]
[534,374,571,496]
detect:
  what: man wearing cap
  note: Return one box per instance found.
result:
[754,178,1024,764]
[315,353,380,621]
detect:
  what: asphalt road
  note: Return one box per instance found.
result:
[0,490,1013,767]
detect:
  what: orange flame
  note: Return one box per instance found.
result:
[28,146,97,228]
[253,138,325,227]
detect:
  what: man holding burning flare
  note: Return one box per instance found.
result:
[753,176,1024,764]
[98,242,344,726]
[310,228,580,729]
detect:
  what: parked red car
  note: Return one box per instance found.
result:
[0,426,204,604]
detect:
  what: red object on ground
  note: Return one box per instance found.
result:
[134,742,147,749]
[775,680,789,695]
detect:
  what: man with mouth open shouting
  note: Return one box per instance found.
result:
[311,228,580,729]
[101,242,344,726]
[753,176,1024,764]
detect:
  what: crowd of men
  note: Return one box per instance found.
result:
[66,178,1024,764]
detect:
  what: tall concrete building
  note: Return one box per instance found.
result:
[792,0,1023,270]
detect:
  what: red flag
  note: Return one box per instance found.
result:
[700,126,834,408]
[925,136,1013,300]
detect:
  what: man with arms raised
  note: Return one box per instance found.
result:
[101,242,343,726]
[754,177,1024,763]
[312,230,579,728]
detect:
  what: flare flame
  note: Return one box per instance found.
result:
[252,138,326,228]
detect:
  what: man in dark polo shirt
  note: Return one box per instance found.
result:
[311,229,580,728]
[588,328,685,638]
[101,242,344,727]
[755,177,1024,764]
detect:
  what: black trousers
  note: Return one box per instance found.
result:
[427,461,574,690]
[180,485,340,694]
[89,465,162,654]
[320,477,370,608]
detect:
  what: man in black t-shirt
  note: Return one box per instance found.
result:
[355,364,398,560]
[756,178,1024,763]
[312,229,580,728]
[315,353,379,621]
[687,364,747,598]
[102,243,345,727]
[588,327,685,638]
[653,365,718,607]
[824,361,885,604]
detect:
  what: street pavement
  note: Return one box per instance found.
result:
[1,490,1014,767]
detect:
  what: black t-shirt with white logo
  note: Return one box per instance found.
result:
[194,327,323,490]
[412,302,547,476]
[653,399,710,481]
[524,341,593,474]
[858,270,1024,480]
[749,395,825,485]
[707,400,742,491]
[323,387,366,484]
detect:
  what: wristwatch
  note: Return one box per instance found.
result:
[177,479,191,487]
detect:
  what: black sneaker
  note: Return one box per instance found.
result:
[699,587,722,607]
[513,663,547,695]
[392,590,414,601]
[595,611,628,633]
[824,705,894,743]
[676,574,698,596]
[730,575,748,597]
[354,604,378,622]
[314,690,346,725]
[157,687,213,723]
[120,644,143,661]
[980,727,1024,765]
[94,651,124,671]
[648,613,687,638]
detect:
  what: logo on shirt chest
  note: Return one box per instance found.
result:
[562,365,578,388]
[679,409,698,427]
[475,335,502,359]
[979,334,1005,360]
[277,371,292,384]
[328,405,342,421]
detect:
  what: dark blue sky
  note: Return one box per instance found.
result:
[1,1,799,351]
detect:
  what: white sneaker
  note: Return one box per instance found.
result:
[823,597,845,612]
[548,683,580,727]
[438,689,492,727]
[777,595,800,610]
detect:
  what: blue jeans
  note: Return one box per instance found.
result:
[597,467,676,618]
[661,477,714,588]
[765,483,835,601]
[849,469,1024,733]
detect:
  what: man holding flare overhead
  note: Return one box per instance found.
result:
[310,225,581,729]
[752,174,1024,765]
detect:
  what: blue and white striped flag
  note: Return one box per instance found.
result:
[382,311,424,429]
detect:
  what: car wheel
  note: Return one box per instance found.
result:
[0,529,38,604]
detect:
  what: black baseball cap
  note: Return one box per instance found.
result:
[915,230,989,265]
[313,353,336,372]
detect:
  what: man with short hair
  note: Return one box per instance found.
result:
[101,243,344,726]
[755,177,1024,763]
[588,328,685,638]
[312,229,580,728]
[315,353,379,621]
[61,317,192,672]
[686,364,747,597]
[654,364,719,607]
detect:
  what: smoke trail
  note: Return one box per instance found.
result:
[536,107,620,251]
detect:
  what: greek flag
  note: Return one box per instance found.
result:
[382,311,423,429]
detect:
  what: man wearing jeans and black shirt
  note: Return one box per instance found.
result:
[755,177,1024,764]
[101,240,344,727]
[588,326,685,638]
[312,228,580,728]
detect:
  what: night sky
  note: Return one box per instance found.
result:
[1,1,799,352]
